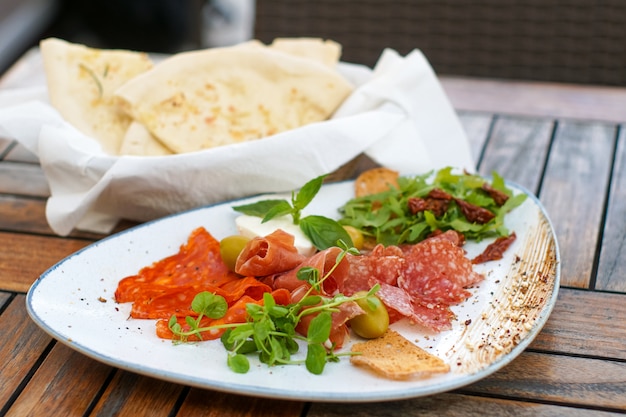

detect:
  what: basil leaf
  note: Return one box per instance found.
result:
[262,200,293,223]
[300,215,353,250]
[233,199,287,217]
[293,175,325,211]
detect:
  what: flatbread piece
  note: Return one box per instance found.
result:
[40,37,154,154]
[114,44,354,153]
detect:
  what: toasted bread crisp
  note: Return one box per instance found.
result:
[354,168,399,197]
[350,330,450,380]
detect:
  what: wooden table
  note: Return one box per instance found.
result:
[1,50,626,416]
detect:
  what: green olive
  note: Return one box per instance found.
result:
[349,291,389,339]
[342,225,364,250]
[219,235,250,272]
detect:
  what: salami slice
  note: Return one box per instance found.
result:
[399,237,483,299]
[375,283,454,331]
[115,227,238,304]
[341,244,404,296]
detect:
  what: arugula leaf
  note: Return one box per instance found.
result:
[338,167,527,246]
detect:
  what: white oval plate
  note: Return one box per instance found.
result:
[26,180,560,402]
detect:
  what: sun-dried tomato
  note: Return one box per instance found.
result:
[407,197,449,217]
[482,183,510,206]
[454,198,495,224]
[472,232,517,264]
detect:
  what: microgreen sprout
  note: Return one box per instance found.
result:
[168,243,376,375]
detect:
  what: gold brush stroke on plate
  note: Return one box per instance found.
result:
[447,211,558,373]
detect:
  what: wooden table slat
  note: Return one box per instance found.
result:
[466,351,626,411]
[457,111,494,163]
[5,343,113,417]
[0,295,52,414]
[478,115,554,194]
[0,160,49,197]
[531,289,626,361]
[308,393,625,417]
[89,371,186,417]
[0,232,92,293]
[177,388,305,417]
[596,126,626,292]
[538,121,617,288]
[0,195,50,235]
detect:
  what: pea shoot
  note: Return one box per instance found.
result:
[168,241,377,375]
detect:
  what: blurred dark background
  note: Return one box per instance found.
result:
[2,0,626,86]
[254,0,626,86]
[0,0,205,76]
[43,0,203,53]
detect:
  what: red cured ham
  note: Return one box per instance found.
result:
[235,229,305,277]
[266,246,349,295]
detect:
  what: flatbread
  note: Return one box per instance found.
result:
[270,38,342,67]
[40,38,154,154]
[350,330,450,379]
[114,44,354,154]
[119,122,173,156]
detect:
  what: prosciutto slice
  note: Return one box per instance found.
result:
[266,246,349,295]
[235,229,305,277]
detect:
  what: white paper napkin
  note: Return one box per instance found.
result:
[0,48,474,236]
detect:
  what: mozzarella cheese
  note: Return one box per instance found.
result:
[235,214,316,256]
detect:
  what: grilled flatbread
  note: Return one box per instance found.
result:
[40,38,153,154]
[114,44,353,153]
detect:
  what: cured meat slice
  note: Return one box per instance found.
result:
[267,246,348,295]
[375,283,454,332]
[235,229,305,276]
[341,244,404,295]
[115,227,284,321]
[424,229,465,247]
[399,237,483,301]
[115,227,238,304]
